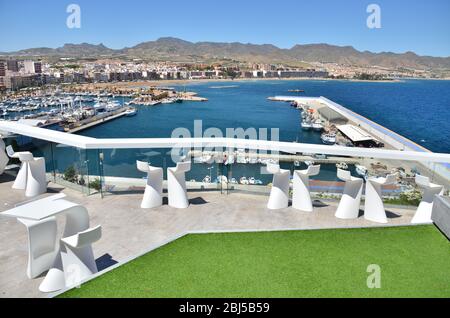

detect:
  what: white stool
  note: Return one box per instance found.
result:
[0,138,8,175]
[364,173,397,223]
[26,155,47,197]
[11,150,33,190]
[60,225,102,288]
[335,169,364,219]
[137,161,163,209]
[265,163,290,210]
[292,165,321,212]
[167,161,191,209]
[411,175,444,224]
[18,217,58,279]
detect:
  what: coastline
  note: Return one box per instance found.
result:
[70,77,407,90]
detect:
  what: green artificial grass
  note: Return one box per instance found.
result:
[60,225,450,298]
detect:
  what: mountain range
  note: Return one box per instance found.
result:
[2,37,450,70]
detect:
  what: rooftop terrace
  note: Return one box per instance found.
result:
[0,170,418,298]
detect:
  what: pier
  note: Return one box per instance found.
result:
[65,107,129,133]
[189,150,359,165]
[268,95,450,183]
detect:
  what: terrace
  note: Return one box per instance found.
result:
[0,120,449,298]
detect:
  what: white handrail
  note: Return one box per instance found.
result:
[1,121,450,163]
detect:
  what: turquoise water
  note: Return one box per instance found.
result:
[74,79,450,182]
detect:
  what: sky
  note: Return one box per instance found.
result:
[1,0,449,57]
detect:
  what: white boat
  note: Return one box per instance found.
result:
[224,153,235,165]
[355,165,368,177]
[216,175,228,184]
[294,160,301,167]
[312,119,324,131]
[194,154,214,164]
[230,178,238,184]
[336,162,349,170]
[305,160,315,166]
[124,108,137,117]
[301,119,312,130]
[321,133,336,145]
[202,175,211,183]
[239,177,249,185]
[248,177,256,185]
[236,149,247,164]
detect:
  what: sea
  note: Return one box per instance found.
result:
[72,79,450,183]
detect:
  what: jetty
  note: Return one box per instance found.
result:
[268,95,450,182]
[65,107,129,133]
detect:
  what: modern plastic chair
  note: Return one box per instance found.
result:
[25,155,47,197]
[265,163,290,209]
[6,145,28,159]
[335,169,364,219]
[411,175,444,224]
[167,161,191,208]
[137,161,163,209]
[60,225,102,287]
[292,165,321,212]
[364,173,398,223]
[0,138,8,175]
[18,217,58,279]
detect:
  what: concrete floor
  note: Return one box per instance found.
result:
[0,171,417,298]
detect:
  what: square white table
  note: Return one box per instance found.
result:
[2,193,80,220]
[2,193,93,292]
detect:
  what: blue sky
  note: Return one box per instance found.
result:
[1,0,449,56]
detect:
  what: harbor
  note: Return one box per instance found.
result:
[0,84,207,135]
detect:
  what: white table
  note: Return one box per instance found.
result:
[2,193,92,292]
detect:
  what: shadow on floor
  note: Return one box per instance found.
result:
[189,197,208,205]
[96,253,119,272]
[0,171,16,183]
[313,200,329,208]
[357,209,401,219]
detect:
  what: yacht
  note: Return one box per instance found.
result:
[336,162,349,170]
[355,165,368,178]
[312,119,324,131]
[301,119,312,130]
[124,108,137,117]
[224,153,235,165]
[239,177,249,185]
[202,175,211,183]
[321,133,336,145]
[236,149,247,164]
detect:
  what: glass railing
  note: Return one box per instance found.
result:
[2,132,449,210]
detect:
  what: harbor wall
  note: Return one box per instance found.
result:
[289,96,450,183]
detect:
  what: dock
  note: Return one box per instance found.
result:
[189,150,359,165]
[65,107,129,133]
[268,95,450,182]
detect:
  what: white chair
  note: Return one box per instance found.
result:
[14,152,46,197]
[26,155,47,197]
[364,173,398,223]
[60,225,102,287]
[411,175,444,224]
[167,161,191,208]
[6,145,30,159]
[18,217,58,279]
[12,150,33,190]
[292,165,321,212]
[137,161,163,209]
[0,138,8,175]
[335,169,364,219]
[265,163,290,209]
